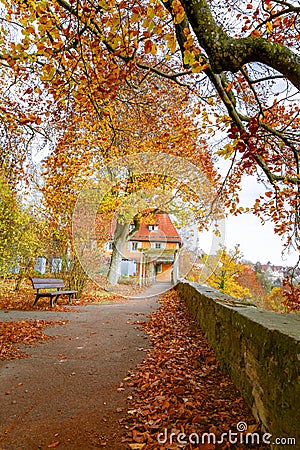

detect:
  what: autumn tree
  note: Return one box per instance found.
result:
[0,173,46,285]
[282,278,300,312]
[1,0,300,289]
[1,0,299,251]
[0,173,21,274]
[199,245,252,300]
[266,286,285,312]
[236,264,268,308]
[43,78,219,286]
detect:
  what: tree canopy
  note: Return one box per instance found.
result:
[0,0,299,268]
[0,173,45,280]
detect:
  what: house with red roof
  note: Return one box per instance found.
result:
[105,212,182,284]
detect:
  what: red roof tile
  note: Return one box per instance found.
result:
[130,213,182,244]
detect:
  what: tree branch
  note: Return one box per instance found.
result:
[179,0,300,90]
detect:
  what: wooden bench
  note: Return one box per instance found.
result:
[31,278,77,308]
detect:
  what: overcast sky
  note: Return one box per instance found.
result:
[198,174,298,267]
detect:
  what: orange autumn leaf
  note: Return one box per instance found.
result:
[47,442,60,448]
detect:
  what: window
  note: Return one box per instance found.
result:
[156,263,162,273]
[130,241,141,251]
[151,242,166,249]
[104,242,113,251]
[148,225,158,231]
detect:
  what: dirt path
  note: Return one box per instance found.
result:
[0,296,158,450]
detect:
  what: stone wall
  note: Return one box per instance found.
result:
[175,280,300,449]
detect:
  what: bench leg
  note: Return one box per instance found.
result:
[54,294,70,306]
[68,294,73,305]
[50,295,58,308]
[33,295,40,306]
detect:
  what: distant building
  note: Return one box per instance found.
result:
[255,261,291,287]
[261,262,284,286]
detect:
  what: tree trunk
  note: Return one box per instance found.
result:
[107,221,130,286]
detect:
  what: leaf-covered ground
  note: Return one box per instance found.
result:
[0,319,68,360]
[0,279,121,311]
[123,290,270,449]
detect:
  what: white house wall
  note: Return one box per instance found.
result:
[121,260,137,276]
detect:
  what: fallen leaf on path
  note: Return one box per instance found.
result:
[128,444,146,449]
[132,429,146,443]
[48,441,60,448]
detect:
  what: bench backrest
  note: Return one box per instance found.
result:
[31,278,65,290]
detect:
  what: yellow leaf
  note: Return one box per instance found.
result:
[165,33,176,53]
[131,13,140,23]
[147,7,155,19]
[20,18,28,26]
[266,21,273,34]
[183,50,195,66]
[172,0,185,24]
[150,41,157,55]
[98,0,108,10]
[191,61,209,73]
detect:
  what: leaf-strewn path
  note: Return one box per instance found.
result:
[0,289,269,449]
[0,298,156,449]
